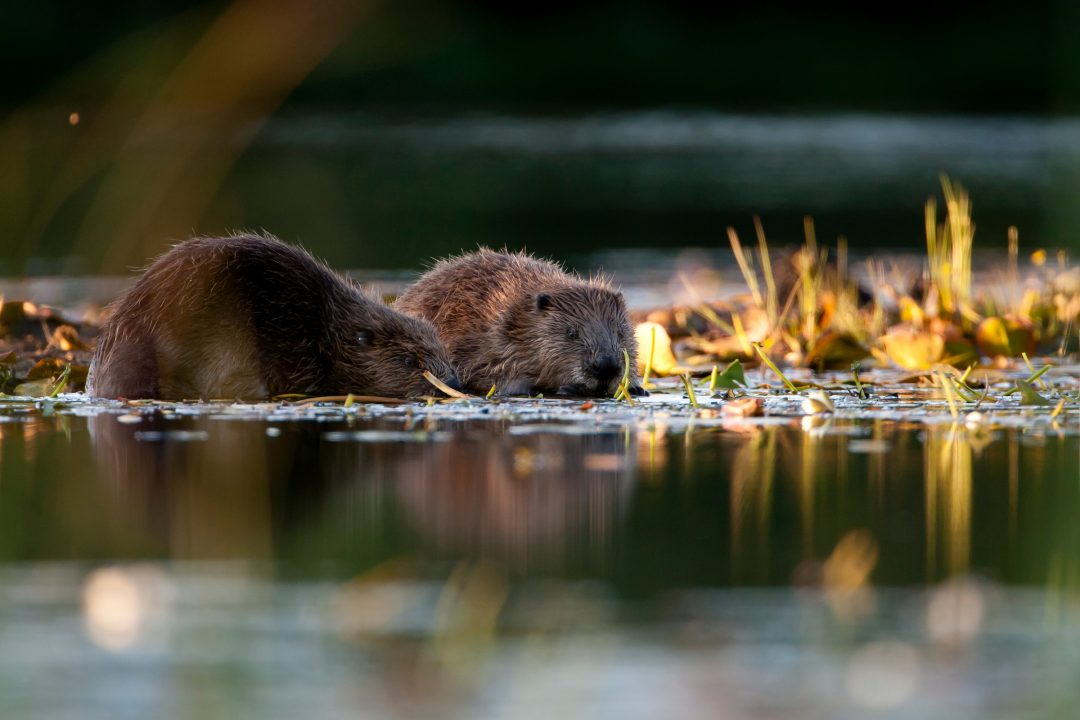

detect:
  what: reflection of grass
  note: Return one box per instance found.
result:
[925,426,973,578]
[729,428,778,583]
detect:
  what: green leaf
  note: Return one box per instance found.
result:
[13,378,56,397]
[1015,380,1051,406]
[713,359,746,390]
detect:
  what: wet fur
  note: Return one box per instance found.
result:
[394,248,643,396]
[87,234,459,400]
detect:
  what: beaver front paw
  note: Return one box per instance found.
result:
[627,383,649,397]
[499,378,536,396]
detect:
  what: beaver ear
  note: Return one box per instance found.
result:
[357,329,374,346]
[535,293,551,311]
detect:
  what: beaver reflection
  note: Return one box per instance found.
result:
[88,411,299,559]
[89,413,636,572]
[387,426,636,573]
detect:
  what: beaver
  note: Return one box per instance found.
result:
[87,234,461,400]
[394,248,644,397]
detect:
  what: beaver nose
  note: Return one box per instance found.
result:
[444,375,464,392]
[590,355,621,382]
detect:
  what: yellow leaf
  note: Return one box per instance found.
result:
[634,322,681,376]
[881,326,944,371]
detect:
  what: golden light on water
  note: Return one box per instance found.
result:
[635,419,670,482]
[82,565,167,651]
[512,446,535,478]
[825,529,878,590]
[926,576,985,647]
[583,453,625,472]
[925,426,973,577]
[824,529,879,621]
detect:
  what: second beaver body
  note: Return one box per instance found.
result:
[88,234,460,400]
[394,249,643,397]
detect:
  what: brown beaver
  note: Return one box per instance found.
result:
[87,234,461,400]
[394,249,644,397]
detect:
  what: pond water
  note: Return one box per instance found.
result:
[4,109,1080,717]
[13,112,1080,275]
[0,368,1077,718]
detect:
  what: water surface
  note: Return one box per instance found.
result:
[0,374,1077,718]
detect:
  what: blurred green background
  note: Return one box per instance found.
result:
[4,0,1080,274]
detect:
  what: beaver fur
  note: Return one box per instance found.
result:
[394,248,644,397]
[87,234,460,400]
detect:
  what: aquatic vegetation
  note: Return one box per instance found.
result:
[636,178,1080,379]
[0,180,1074,438]
[422,370,471,399]
[0,300,92,396]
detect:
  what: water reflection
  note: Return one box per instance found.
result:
[87,411,636,574]
[12,112,1080,275]
[925,425,974,577]
[0,405,1071,588]
[0,403,1076,716]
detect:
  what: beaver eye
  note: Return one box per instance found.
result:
[403,355,418,368]
[566,327,578,341]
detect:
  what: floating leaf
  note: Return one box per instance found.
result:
[1015,380,1051,406]
[721,396,763,417]
[13,377,57,397]
[712,359,746,391]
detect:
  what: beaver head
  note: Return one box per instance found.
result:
[332,303,462,398]
[504,284,637,396]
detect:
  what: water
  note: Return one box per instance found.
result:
[0,374,1077,718]
[12,112,1080,275]
[5,108,1080,716]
